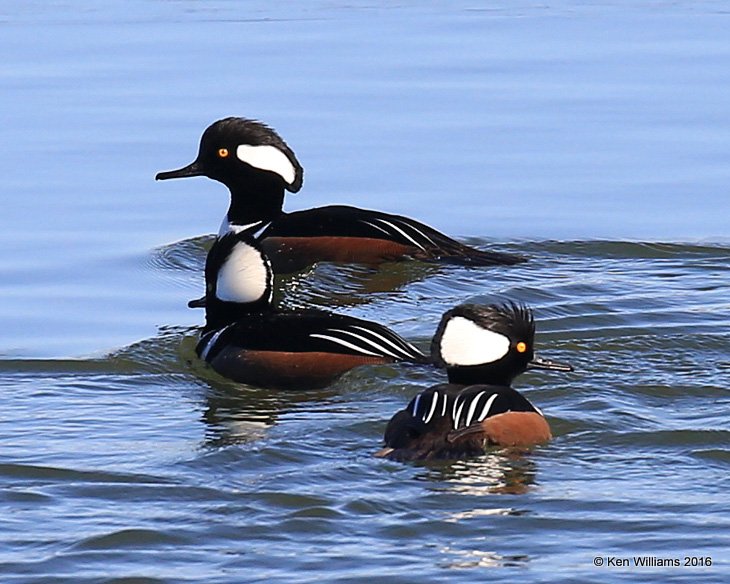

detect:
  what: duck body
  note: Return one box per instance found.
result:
[378,383,551,461]
[156,117,525,273]
[255,205,522,273]
[377,303,573,461]
[196,230,427,389]
[198,308,427,389]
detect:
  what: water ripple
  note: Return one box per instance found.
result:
[3,239,729,581]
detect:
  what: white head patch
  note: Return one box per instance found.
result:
[216,240,271,304]
[439,316,510,366]
[236,144,296,186]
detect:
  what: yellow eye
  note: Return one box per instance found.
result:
[218,148,229,158]
[516,341,528,353]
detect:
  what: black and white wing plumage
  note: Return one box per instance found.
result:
[307,320,426,361]
[406,384,541,431]
[197,309,427,363]
[381,383,549,460]
[261,205,525,266]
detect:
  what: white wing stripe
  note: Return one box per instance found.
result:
[395,218,438,247]
[373,218,427,251]
[441,393,448,417]
[423,391,439,424]
[309,333,380,356]
[362,216,438,250]
[348,326,412,357]
[350,325,422,359]
[326,328,402,359]
[360,220,392,236]
[476,394,499,422]
[464,391,487,427]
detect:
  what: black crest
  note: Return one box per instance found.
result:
[199,117,304,192]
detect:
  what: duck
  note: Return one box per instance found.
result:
[195,230,429,389]
[156,117,525,273]
[375,303,573,461]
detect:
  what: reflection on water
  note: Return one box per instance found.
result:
[277,259,442,310]
[422,452,541,498]
[152,234,445,313]
[417,453,545,570]
[201,388,279,448]
[149,235,213,275]
[440,547,530,569]
[201,384,337,448]
[109,324,200,371]
[3,239,728,581]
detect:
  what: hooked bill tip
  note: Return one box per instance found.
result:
[528,355,574,373]
[155,161,203,181]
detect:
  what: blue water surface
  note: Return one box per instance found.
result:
[1,2,729,582]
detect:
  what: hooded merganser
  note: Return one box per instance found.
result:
[375,303,573,461]
[156,117,525,272]
[196,230,428,389]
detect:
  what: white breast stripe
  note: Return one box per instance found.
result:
[236,144,296,186]
[464,391,487,427]
[325,328,401,359]
[452,396,461,422]
[441,393,448,417]
[423,391,439,424]
[309,333,380,356]
[411,393,422,417]
[396,218,438,248]
[350,325,421,359]
[373,219,427,251]
[200,326,230,361]
[223,218,272,238]
[476,394,499,423]
[232,220,270,236]
[228,220,262,234]
[454,400,466,429]
[533,404,544,417]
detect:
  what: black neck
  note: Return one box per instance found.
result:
[225,173,286,226]
[203,297,273,333]
[446,363,520,387]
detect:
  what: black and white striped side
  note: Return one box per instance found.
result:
[309,322,424,361]
[197,325,231,362]
[407,385,541,432]
[196,310,428,365]
[356,212,524,266]
[358,216,439,252]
